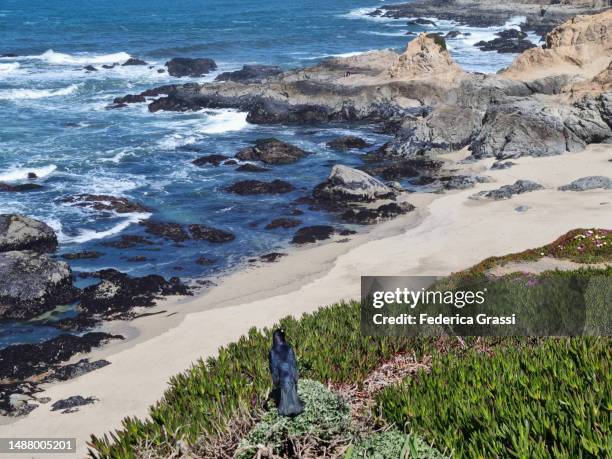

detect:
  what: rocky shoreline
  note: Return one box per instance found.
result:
[2,7,611,419]
[369,0,611,37]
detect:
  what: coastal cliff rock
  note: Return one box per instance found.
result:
[388,33,464,81]
[0,250,75,320]
[0,214,58,253]
[504,9,612,80]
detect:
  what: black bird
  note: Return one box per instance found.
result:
[268,329,304,417]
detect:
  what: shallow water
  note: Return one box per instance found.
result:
[0,0,536,347]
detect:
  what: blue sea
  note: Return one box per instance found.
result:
[0,0,536,347]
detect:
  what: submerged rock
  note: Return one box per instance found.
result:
[265,218,302,230]
[103,235,154,248]
[235,163,270,172]
[0,251,75,320]
[291,225,335,244]
[0,214,58,253]
[215,65,282,83]
[61,251,103,260]
[0,182,44,192]
[558,176,611,191]
[313,165,397,203]
[165,57,217,77]
[226,179,294,195]
[192,154,229,166]
[236,138,309,164]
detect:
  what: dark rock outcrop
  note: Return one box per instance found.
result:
[235,138,309,164]
[122,58,148,66]
[44,359,110,382]
[291,225,336,244]
[62,194,150,214]
[341,202,415,225]
[140,221,190,242]
[326,136,371,151]
[0,214,58,253]
[474,29,536,54]
[226,179,294,195]
[260,252,287,262]
[165,57,217,77]
[215,65,282,83]
[188,224,235,243]
[0,332,122,381]
[78,269,189,317]
[0,251,75,320]
[103,235,154,248]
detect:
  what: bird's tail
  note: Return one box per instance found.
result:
[278,382,304,417]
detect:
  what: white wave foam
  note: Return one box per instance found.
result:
[0,62,19,73]
[198,109,249,134]
[33,50,132,66]
[0,84,79,100]
[60,212,151,244]
[0,165,57,181]
[363,30,408,37]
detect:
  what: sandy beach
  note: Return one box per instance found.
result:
[2,143,611,457]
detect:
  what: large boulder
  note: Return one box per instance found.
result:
[0,214,58,253]
[313,165,397,203]
[165,57,217,77]
[236,138,309,164]
[0,251,75,319]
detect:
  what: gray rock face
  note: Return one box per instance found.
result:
[558,176,612,191]
[236,138,309,164]
[0,251,74,319]
[381,105,484,157]
[471,97,612,159]
[473,180,544,200]
[313,165,398,203]
[0,214,58,253]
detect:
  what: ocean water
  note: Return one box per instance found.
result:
[0,0,536,347]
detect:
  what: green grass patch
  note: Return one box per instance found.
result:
[376,338,611,458]
[463,228,611,276]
